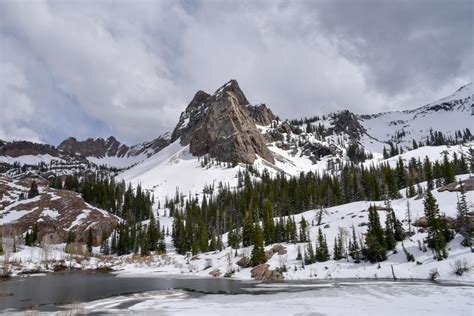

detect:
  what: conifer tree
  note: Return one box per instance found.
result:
[100,232,110,255]
[305,241,316,264]
[349,225,361,263]
[364,205,387,262]
[423,190,447,260]
[87,229,94,253]
[242,211,255,247]
[28,180,39,199]
[250,224,266,266]
[315,228,329,262]
[263,199,274,245]
[456,181,471,247]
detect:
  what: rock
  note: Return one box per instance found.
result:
[172,80,275,165]
[250,264,284,281]
[438,177,474,192]
[265,244,287,260]
[247,104,276,126]
[209,269,221,277]
[329,110,366,140]
[236,256,251,268]
[250,264,270,280]
[0,140,59,158]
[0,176,118,245]
[324,224,330,228]
[414,216,428,228]
[224,271,234,278]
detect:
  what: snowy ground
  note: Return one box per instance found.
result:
[3,176,473,284]
[27,282,473,316]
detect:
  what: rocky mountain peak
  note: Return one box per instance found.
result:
[172,80,275,164]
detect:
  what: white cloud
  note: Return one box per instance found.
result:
[0,0,470,144]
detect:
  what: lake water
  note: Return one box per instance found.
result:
[0,271,472,315]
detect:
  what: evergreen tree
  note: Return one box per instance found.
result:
[315,228,329,262]
[242,211,255,247]
[423,190,447,260]
[456,181,471,247]
[263,199,274,245]
[100,232,110,255]
[250,224,266,266]
[228,229,241,249]
[305,241,316,264]
[349,225,361,263]
[87,229,94,253]
[364,205,387,262]
[28,180,39,199]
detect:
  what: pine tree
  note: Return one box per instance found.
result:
[299,217,309,242]
[456,181,471,247]
[31,223,38,245]
[315,228,329,262]
[364,205,387,262]
[250,224,266,266]
[87,229,94,253]
[242,211,255,247]
[263,199,274,245]
[305,241,316,264]
[349,225,361,263]
[28,180,39,199]
[100,232,110,255]
[228,229,241,249]
[423,190,447,260]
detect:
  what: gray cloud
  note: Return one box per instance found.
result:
[0,0,471,145]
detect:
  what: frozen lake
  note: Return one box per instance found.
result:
[0,271,472,315]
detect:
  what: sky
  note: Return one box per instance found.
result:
[0,0,472,145]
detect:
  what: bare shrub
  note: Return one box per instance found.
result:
[451,259,470,276]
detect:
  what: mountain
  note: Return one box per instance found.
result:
[1,80,472,200]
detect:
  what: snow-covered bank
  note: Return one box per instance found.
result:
[33,283,474,316]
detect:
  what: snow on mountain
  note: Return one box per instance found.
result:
[358,83,472,153]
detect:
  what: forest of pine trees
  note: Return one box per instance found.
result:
[39,147,471,263]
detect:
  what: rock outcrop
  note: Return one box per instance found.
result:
[172,80,275,164]
[0,176,118,245]
[247,104,276,126]
[0,140,59,158]
[58,136,130,158]
[250,264,284,281]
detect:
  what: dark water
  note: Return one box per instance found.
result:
[0,271,256,311]
[0,271,470,312]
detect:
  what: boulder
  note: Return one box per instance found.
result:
[250,264,284,281]
[236,256,251,268]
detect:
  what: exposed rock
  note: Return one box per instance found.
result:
[209,269,222,277]
[236,256,251,268]
[329,110,366,140]
[58,136,130,158]
[0,140,59,158]
[247,104,276,126]
[438,177,474,192]
[250,264,284,281]
[0,176,118,245]
[171,90,211,144]
[265,244,288,259]
[175,80,275,164]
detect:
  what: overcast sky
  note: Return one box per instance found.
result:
[1,0,472,145]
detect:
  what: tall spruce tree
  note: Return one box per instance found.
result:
[364,205,387,262]
[250,224,266,266]
[423,190,447,260]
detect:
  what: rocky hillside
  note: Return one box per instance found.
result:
[0,175,118,245]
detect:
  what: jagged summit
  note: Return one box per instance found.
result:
[172,79,275,164]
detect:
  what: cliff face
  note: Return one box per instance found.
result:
[57,136,130,158]
[247,104,276,126]
[172,80,275,164]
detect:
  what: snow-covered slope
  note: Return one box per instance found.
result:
[358,83,472,152]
